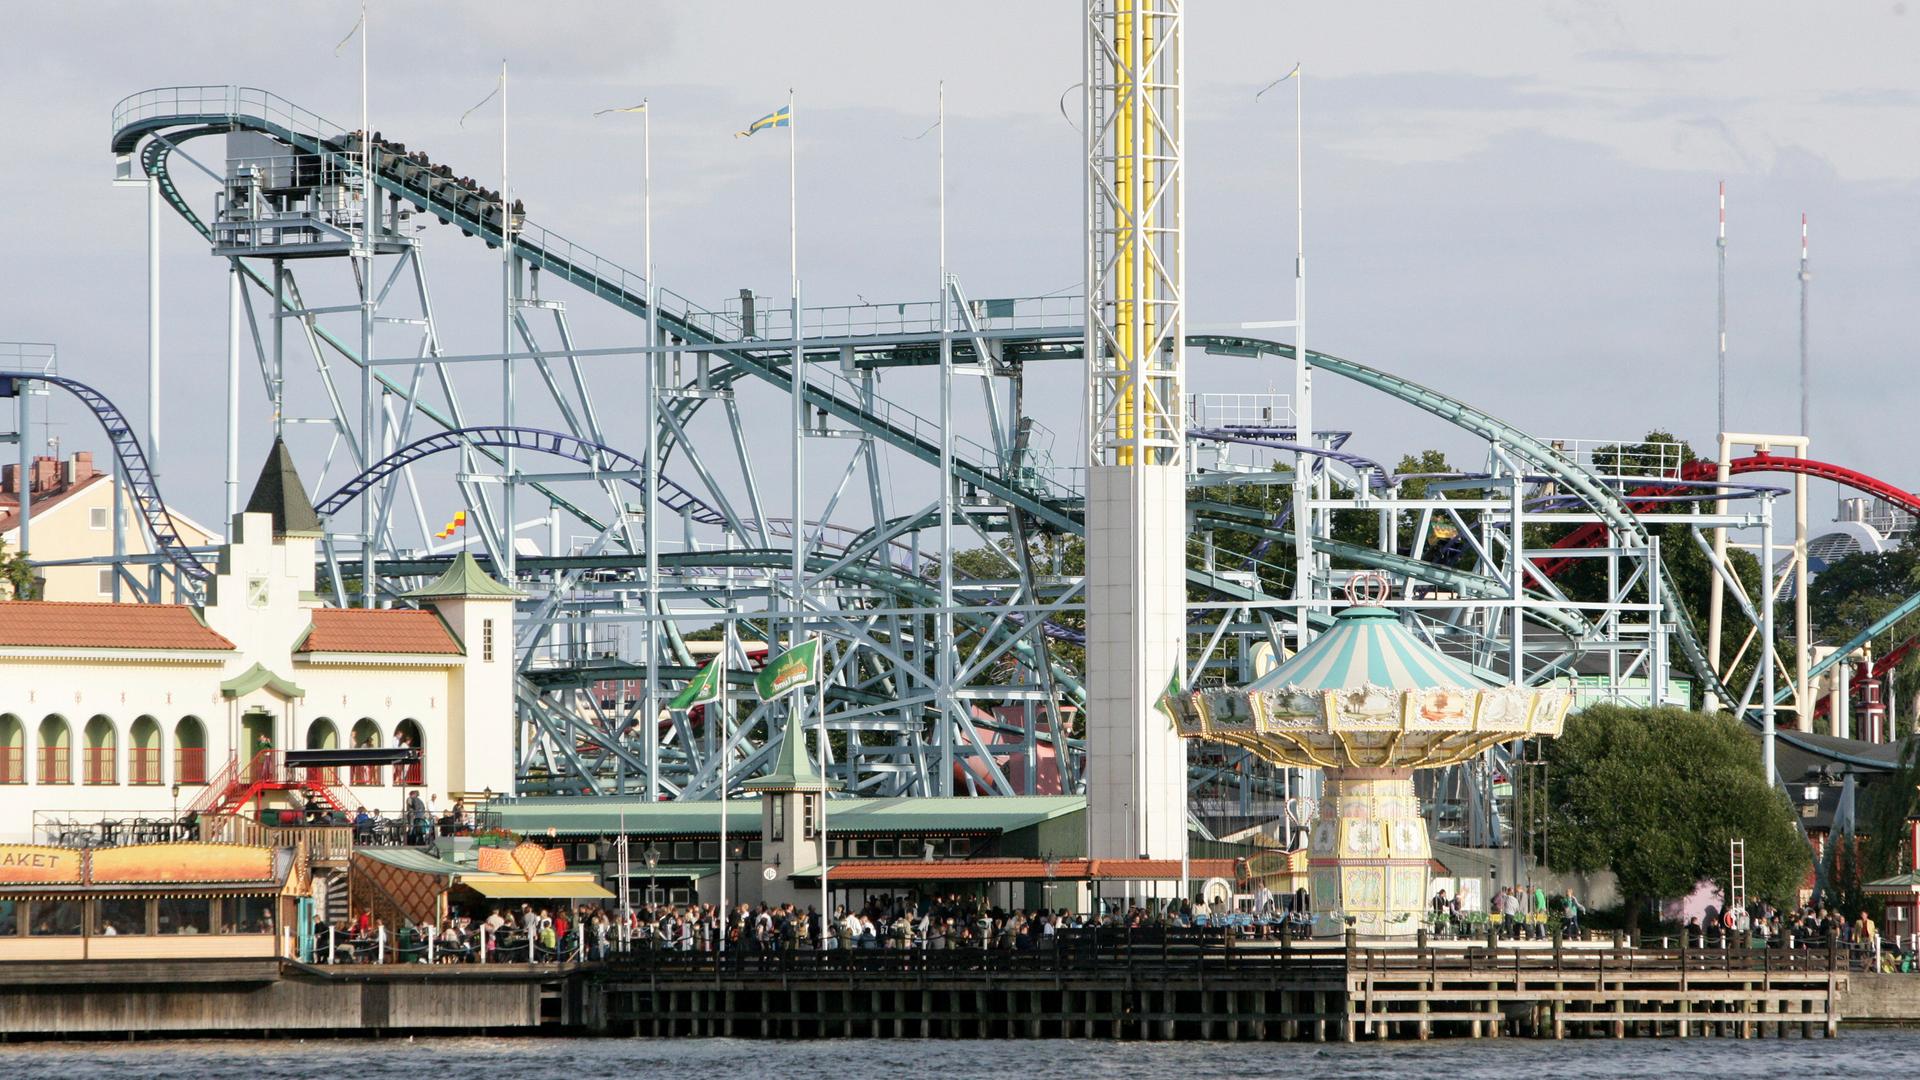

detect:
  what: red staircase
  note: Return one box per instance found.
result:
[187,749,363,818]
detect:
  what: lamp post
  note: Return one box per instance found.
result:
[644,843,660,908]
[170,783,181,838]
[1043,851,1058,914]
[730,841,744,918]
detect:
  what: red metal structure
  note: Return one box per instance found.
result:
[1537,454,1920,578]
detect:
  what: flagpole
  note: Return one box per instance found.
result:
[500,58,516,584]
[781,90,819,943]
[1289,63,1311,655]
[816,645,828,945]
[643,95,661,804]
[357,0,377,608]
[936,81,955,797]
[717,628,728,951]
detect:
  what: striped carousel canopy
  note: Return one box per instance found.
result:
[1248,607,1493,692]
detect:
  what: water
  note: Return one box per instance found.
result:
[0,1034,1902,1080]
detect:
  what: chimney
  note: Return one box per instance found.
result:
[30,456,58,496]
[0,463,14,497]
[69,451,95,484]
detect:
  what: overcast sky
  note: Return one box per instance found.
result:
[4,1,1918,544]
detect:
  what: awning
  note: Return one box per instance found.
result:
[457,877,615,900]
[623,863,721,881]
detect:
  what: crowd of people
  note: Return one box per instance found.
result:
[310,892,1269,965]
[1428,884,1586,939]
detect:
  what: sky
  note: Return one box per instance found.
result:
[3,1,1918,548]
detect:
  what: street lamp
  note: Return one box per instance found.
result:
[1043,851,1058,914]
[730,841,744,912]
[643,843,660,908]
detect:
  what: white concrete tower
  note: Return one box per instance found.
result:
[1083,0,1187,862]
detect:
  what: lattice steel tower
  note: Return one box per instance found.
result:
[1083,0,1187,862]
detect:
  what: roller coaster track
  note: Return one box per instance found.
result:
[114,88,1627,640]
[312,425,722,525]
[122,88,1834,776]
[110,88,1081,535]
[1539,454,1920,577]
[1190,334,1740,709]
[0,370,208,580]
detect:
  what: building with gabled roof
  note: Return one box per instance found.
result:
[0,450,219,603]
[0,442,516,843]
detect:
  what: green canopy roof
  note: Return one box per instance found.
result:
[492,795,1084,838]
[404,551,524,601]
[1249,606,1494,691]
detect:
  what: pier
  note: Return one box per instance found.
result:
[589,933,1849,1042]
[0,932,1871,1042]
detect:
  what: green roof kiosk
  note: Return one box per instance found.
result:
[1175,596,1572,937]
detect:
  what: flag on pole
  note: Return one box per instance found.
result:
[734,104,792,138]
[669,656,725,712]
[333,5,364,56]
[755,638,819,700]
[594,103,648,116]
[1155,666,1185,730]
[1255,63,1302,99]
[459,76,501,128]
[433,510,468,540]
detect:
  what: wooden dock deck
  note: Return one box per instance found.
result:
[589,933,1849,1041]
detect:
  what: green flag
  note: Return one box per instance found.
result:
[756,638,820,701]
[669,656,724,712]
[1155,666,1184,730]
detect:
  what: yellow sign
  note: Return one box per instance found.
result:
[89,843,275,885]
[476,841,566,881]
[0,845,81,884]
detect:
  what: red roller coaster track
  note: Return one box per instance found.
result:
[1537,453,1920,719]
[1537,453,1920,578]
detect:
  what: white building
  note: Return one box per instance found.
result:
[0,440,517,840]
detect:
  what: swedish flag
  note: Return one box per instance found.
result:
[735,104,791,139]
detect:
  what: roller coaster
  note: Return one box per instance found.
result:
[5,73,1897,847]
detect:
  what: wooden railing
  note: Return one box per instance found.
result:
[197,812,354,863]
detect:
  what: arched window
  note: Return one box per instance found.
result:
[83,716,117,785]
[174,716,207,785]
[393,718,424,787]
[307,718,340,785]
[129,716,162,786]
[37,716,70,785]
[0,715,22,785]
[350,718,382,786]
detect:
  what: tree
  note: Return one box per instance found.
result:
[1807,542,1920,648]
[1540,704,1809,929]
[0,536,34,600]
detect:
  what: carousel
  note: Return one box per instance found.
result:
[1177,581,1572,937]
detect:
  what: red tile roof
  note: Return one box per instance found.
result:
[297,608,463,656]
[0,472,107,534]
[0,601,234,651]
[820,858,1245,883]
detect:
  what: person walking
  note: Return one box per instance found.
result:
[1560,888,1583,939]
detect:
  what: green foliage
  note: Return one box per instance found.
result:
[0,536,35,601]
[1542,704,1809,927]
[1807,542,1920,648]
[1861,736,1920,884]
[1328,449,1473,557]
